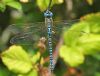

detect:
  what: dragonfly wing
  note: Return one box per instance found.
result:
[52,19,80,37]
[9,19,80,45]
[8,22,46,34]
[52,20,79,35]
[52,19,80,31]
[9,22,47,45]
[10,32,35,45]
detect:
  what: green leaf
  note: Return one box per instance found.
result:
[1,45,33,74]
[81,13,100,33]
[86,0,94,5]
[60,13,100,68]
[63,13,100,55]
[0,64,10,76]
[95,72,100,76]
[59,45,84,67]
[18,69,38,76]
[78,34,100,54]
[79,34,100,43]
[6,1,22,10]
[36,0,49,11]
[63,22,90,46]
[3,0,15,3]
[31,52,40,64]
[0,0,22,12]
[0,3,6,12]
[53,0,64,4]
[92,53,100,60]
[36,0,64,11]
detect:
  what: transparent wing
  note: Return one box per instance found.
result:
[8,19,80,45]
[10,32,38,45]
[52,19,79,36]
[9,22,46,45]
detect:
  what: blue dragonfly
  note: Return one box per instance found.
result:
[8,14,80,71]
[8,18,79,71]
[7,0,84,74]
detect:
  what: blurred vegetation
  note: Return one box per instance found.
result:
[0,0,100,76]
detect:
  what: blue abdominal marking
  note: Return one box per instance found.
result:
[44,10,54,72]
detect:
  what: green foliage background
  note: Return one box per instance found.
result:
[0,0,100,76]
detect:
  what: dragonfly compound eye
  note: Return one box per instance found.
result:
[44,10,53,18]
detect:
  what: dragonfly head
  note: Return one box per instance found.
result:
[44,10,53,18]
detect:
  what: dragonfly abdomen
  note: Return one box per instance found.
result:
[44,10,54,72]
[47,23,54,71]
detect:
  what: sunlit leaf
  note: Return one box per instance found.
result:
[20,0,29,3]
[81,13,100,33]
[60,13,100,67]
[6,1,22,10]
[86,0,94,5]
[40,57,44,65]
[3,0,15,3]
[79,34,100,43]
[78,34,100,54]
[31,52,40,64]
[18,69,38,76]
[36,0,50,11]
[1,45,33,74]
[59,45,84,67]
[36,0,64,11]
[52,0,64,4]
[63,22,90,46]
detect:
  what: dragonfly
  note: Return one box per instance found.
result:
[8,0,80,74]
[8,17,79,71]
[9,16,80,70]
